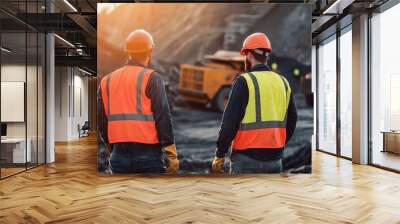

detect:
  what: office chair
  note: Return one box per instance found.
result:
[79,121,90,138]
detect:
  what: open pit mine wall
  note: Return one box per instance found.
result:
[97,3,311,79]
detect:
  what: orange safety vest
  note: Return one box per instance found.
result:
[232,71,291,150]
[100,65,159,144]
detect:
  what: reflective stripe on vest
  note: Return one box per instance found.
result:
[232,71,291,150]
[100,66,159,144]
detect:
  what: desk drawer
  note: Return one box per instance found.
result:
[384,133,400,154]
[0,145,14,164]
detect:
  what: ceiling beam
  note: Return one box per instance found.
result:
[67,13,97,38]
[12,13,81,32]
[323,0,356,14]
[55,55,96,71]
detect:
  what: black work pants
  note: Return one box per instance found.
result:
[230,153,282,174]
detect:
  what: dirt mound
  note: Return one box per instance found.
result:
[98,3,311,78]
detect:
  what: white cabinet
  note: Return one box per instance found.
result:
[1,138,32,163]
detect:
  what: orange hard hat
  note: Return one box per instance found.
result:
[240,32,272,55]
[125,29,154,53]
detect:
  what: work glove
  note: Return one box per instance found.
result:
[211,156,225,173]
[164,144,179,174]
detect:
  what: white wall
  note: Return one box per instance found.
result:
[1,65,38,137]
[71,72,89,138]
[1,63,46,164]
[55,67,69,141]
[54,67,89,141]
[1,65,26,141]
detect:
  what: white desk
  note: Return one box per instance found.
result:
[1,138,31,163]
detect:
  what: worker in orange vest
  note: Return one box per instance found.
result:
[98,29,179,174]
[211,33,298,174]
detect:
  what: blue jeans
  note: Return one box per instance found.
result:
[110,146,165,174]
[230,153,282,174]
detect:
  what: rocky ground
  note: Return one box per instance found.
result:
[174,94,313,174]
[98,94,313,174]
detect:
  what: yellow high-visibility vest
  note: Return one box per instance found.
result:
[232,71,291,150]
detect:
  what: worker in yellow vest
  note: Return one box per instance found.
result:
[98,29,179,174]
[211,33,297,174]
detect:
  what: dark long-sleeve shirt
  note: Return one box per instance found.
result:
[216,64,297,161]
[98,62,174,151]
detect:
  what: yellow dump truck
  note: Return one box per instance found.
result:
[178,50,245,111]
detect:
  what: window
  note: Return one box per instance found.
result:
[339,28,352,158]
[370,3,400,171]
[317,36,337,154]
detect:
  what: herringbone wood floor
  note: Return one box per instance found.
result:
[1,136,400,224]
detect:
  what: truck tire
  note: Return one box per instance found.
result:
[214,87,231,112]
